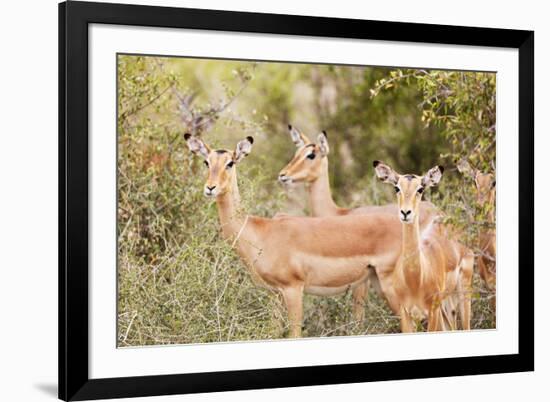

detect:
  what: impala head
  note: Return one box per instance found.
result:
[184,133,254,198]
[373,160,444,224]
[278,125,329,185]
[457,158,495,205]
[474,171,496,205]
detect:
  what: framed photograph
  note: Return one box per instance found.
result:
[59,1,534,400]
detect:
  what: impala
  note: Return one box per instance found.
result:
[277,125,437,321]
[184,133,410,337]
[373,161,474,332]
[457,159,496,291]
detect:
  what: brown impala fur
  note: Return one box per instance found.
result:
[457,159,496,291]
[278,125,438,322]
[184,134,409,337]
[374,161,474,332]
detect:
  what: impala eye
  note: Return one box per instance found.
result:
[203,161,209,168]
[417,187,424,194]
[394,186,400,193]
[307,153,316,160]
[226,161,235,169]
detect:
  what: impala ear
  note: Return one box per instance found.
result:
[234,136,254,162]
[373,160,399,185]
[317,131,329,156]
[184,133,210,159]
[422,165,444,188]
[288,124,311,148]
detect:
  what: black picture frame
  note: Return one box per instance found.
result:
[59,1,534,400]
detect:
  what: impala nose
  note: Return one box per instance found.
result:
[278,173,291,184]
[400,210,412,221]
[204,185,217,196]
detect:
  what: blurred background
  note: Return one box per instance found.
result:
[117,54,496,346]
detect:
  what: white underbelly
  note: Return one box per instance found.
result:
[305,279,365,296]
[295,253,392,289]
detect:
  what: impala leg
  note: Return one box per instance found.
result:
[384,288,401,317]
[459,252,474,330]
[477,255,490,289]
[428,300,443,332]
[477,255,494,311]
[399,306,414,333]
[483,255,497,312]
[352,281,368,323]
[377,270,400,315]
[440,298,457,331]
[282,286,304,338]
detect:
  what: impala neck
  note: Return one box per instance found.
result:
[307,157,342,216]
[214,172,264,281]
[215,172,246,240]
[400,214,422,277]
